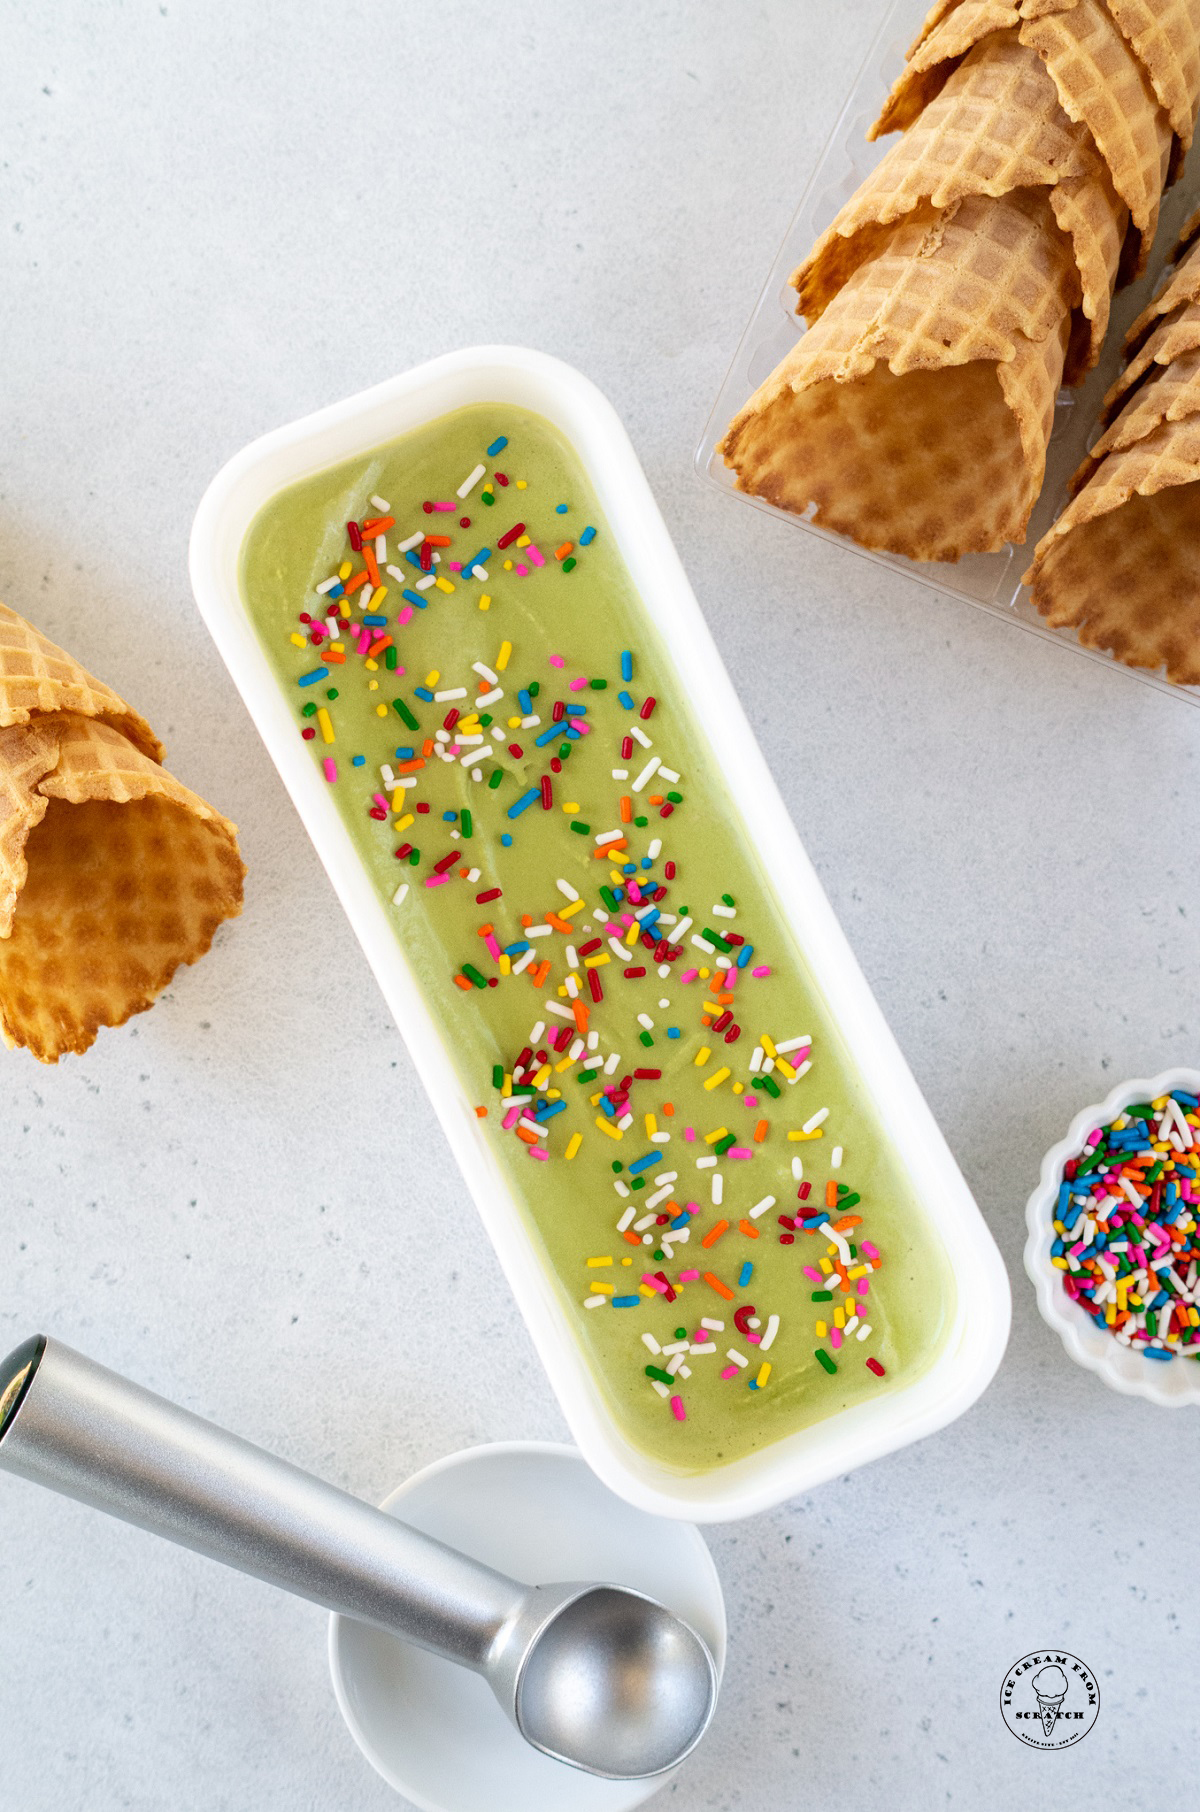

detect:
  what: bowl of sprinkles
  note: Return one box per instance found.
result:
[1025,1070,1200,1405]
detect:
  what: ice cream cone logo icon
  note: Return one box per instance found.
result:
[1032,1665,1068,1737]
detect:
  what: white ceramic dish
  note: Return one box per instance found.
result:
[190,345,1010,1521]
[329,1442,726,1812]
[1024,1068,1200,1406]
[695,0,1200,709]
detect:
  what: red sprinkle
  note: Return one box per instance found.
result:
[623,965,646,978]
[540,776,552,810]
[620,736,633,759]
[588,969,604,1003]
[419,540,433,571]
[508,743,524,758]
[497,523,525,549]
[578,937,603,956]
[433,852,458,874]
[476,887,502,903]
[459,516,471,528]
[866,1358,886,1377]
[633,1068,661,1079]
[443,708,460,731]
[664,861,676,879]
[552,700,566,722]
[394,843,413,859]
[347,521,363,550]
[640,696,656,720]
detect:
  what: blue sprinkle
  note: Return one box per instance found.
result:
[1173,1091,1199,1108]
[534,724,561,747]
[402,589,428,610]
[463,548,491,575]
[620,650,632,681]
[641,858,653,870]
[363,614,387,626]
[299,668,329,687]
[415,687,434,702]
[351,755,366,767]
[670,1211,690,1229]
[600,1096,617,1118]
[507,787,540,820]
[622,863,637,875]
[580,526,596,546]
[612,1295,639,1308]
[395,746,414,759]
[565,703,588,716]
[565,724,583,739]
[629,1153,658,1174]
[325,583,345,600]
[618,690,635,710]
[501,833,513,847]
[736,944,753,968]
[404,550,424,571]
[442,810,458,822]
[486,435,508,457]
[667,1028,681,1039]
[555,503,568,514]
[738,1262,754,1287]
[518,689,533,714]
[537,1100,567,1121]
[1144,1347,1175,1361]
[504,941,531,956]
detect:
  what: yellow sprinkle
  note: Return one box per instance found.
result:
[704,1127,729,1145]
[755,1362,771,1388]
[645,1114,658,1137]
[499,954,512,976]
[365,659,378,671]
[834,1308,845,1329]
[589,1283,614,1295]
[496,640,512,671]
[479,593,492,611]
[375,703,388,717]
[565,1132,582,1160]
[435,576,455,594]
[774,1056,797,1080]
[369,585,388,609]
[338,561,352,580]
[760,1034,777,1057]
[554,1053,576,1072]
[394,810,414,831]
[585,1257,613,1272]
[562,802,580,813]
[289,632,307,648]
[316,707,335,744]
[847,1264,869,1280]
[698,966,710,979]
[503,559,513,570]
[639,1284,659,1297]
[595,1116,623,1140]
[508,715,523,728]
[732,1082,744,1095]
[501,1073,513,1098]
[788,1128,823,1141]
[339,600,351,619]
[560,897,585,917]
[516,534,531,547]
[425,670,440,686]
[516,479,527,489]
[368,680,379,691]
[533,1064,552,1089]
[329,641,345,653]
[584,953,610,969]
[693,1046,712,1067]
[624,920,640,945]
[703,1067,731,1091]
[820,1258,833,1275]
[589,1091,602,1106]
[815,1320,828,1337]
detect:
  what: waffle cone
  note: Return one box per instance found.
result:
[1025,415,1200,679]
[1072,344,1200,488]
[721,190,1073,559]
[0,713,245,1063]
[0,601,161,761]
[1107,0,1200,145]
[794,33,1124,373]
[1104,298,1200,421]
[1125,235,1200,354]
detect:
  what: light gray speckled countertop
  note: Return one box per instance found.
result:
[2,3,1197,1807]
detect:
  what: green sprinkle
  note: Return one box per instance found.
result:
[393,698,419,731]
[326,687,339,700]
[408,848,421,866]
[301,702,317,718]
[482,490,495,505]
[666,790,683,803]
[461,810,473,838]
[600,886,619,911]
[570,820,592,835]
[838,1191,861,1210]
[577,1067,600,1084]
[702,928,731,951]
[492,1064,504,1089]
[815,1349,838,1375]
[461,963,488,990]
[759,1075,781,1099]
[714,1133,736,1155]
[480,712,493,726]
[589,677,607,689]
[611,1160,623,1173]
[559,742,572,758]
[639,1031,654,1048]
[529,681,540,698]
[721,893,736,907]
[562,556,577,572]
[634,816,649,828]
[811,1290,834,1302]
[385,645,398,670]
[645,1365,672,1385]
[488,769,504,790]
[631,1176,645,1190]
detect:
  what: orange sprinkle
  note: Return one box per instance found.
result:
[477,922,494,937]
[363,546,380,586]
[521,913,533,926]
[623,1229,642,1246]
[572,1000,590,1034]
[396,758,425,774]
[738,1219,760,1238]
[474,1106,488,1119]
[530,960,551,988]
[367,634,393,657]
[422,738,435,756]
[547,912,574,932]
[425,534,453,547]
[701,1220,729,1249]
[648,793,664,805]
[515,1125,539,1145]
[344,570,370,595]
[753,1119,768,1143]
[321,650,346,664]
[703,1271,735,1301]
[594,837,627,857]
[555,541,574,560]
[453,975,473,992]
[360,515,395,535]
[825,1181,839,1208]
[833,1214,863,1232]
[662,1103,675,1117]
[619,796,633,823]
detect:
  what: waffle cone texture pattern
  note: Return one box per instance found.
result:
[720,0,1200,563]
[1025,220,1200,681]
[0,602,245,1061]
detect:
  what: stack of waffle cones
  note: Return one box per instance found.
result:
[720,0,1200,562]
[0,602,245,1062]
[1025,211,1200,679]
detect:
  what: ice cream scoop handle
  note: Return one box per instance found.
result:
[0,1336,522,1670]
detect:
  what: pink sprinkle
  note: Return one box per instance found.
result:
[746,1332,761,1344]
[549,654,566,668]
[641,1274,668,1293]
[679,1268,700,1282]
[432,500,455,512]
[502,1106,522,1131]
[683,1128,697,1142]
[397,605,414,626]
[574,719,591,736]
[751,965,771,978]
[424,873,450,887]
[681,967,700,983]
[526,543,545,567]
[802,1266,822,1282]
[484,934,501,960]
[861,1241,879,1260]
[745,1095,759,1108]
[448,561,463,572]
[720,1365,738,1380]
[669,1395,686,1422]
[1086,1127,1103,1146]
[728,1146,753,1160]
[372,793,389,811]
[626,883,644,904]
[322,758,337,783]
[569,675,588,691]
[529,1146,548,1162]
[830,1328,843,1350]
[515,563,530,576]
[857,1279,870,1297]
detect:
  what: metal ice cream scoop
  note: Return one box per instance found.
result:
[0,1336,716,1780]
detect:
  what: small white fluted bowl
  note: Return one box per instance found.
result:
[1024,1068,1200,1407]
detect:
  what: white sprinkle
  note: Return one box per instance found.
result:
[475,687,504,707]
[391,883,409,906]
[657,765,680,783]
[661,1340,690,1355]
[650,1379,670,1399]
[611,768,629,780]
[457,462,487,498]
[473,661,499,685]
[360,584,374,610]
[648,838,662,858]
[608,937,629,961]
[316,575,340,595]
[791,1157,804,1181]
[831,1146,843,1169]
[645,1184,674,1209]
[631,756,661,793]
[566,945,580,970]
[725,1348,749,1369]
[636,1012,654,1030]
[802,1107,829,1133]
[689,1343,717,1356]
[587,1032,599,1050]
[700,1317,725,1332]
[544,1001,574,1020]
[634,1212,658,1232]
[556,879,580,901]
[511,949,536,975]
[748,1194,776,1220]
[584,1295,608,1309]
[604,1052,621,1074]
[416,574,436,590]
[595,828,625,846]
[434,687,467,702]
[855,1323,873,1342]
[628,724,652,748]
[695,1155,717,1169]
[519,715,540,729]
[775,1036,812,1054]
[790,1059,812,1083]
[691,934,715,953]
[375,535,387,561]
[711,903,736,919]
[398,530,424,552]
[748,1046,764,1073]
[654,1171,678,1185]
[673,917,693,939]
[617,1206,636,1232]
[650,1130,671,1144]
[641,1332,662,1355]
[370,494,390,512]
[760,1314,780,1351]
[386,565,407,584]
[712,1173,723,1205]
[470,565,489,581]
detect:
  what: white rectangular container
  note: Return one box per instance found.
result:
[696,0,1200,709]
[190,346,1010,1521]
